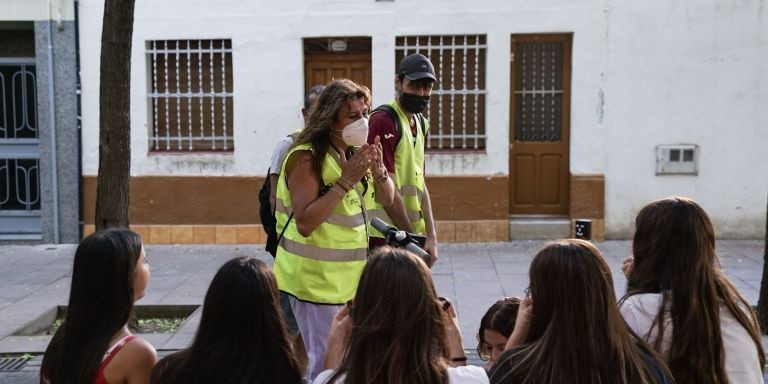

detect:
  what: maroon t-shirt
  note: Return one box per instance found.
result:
[367,107,420,173]
[367,106,424,247]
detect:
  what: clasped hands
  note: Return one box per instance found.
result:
[338,136,386,186]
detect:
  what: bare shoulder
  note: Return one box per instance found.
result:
[289,149,313,162]
[285,149,314,173]
[123,337,157,361]
[105,337,157,384]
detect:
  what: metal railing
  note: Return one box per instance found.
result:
[0,62,41,236]
[147,39,234,152]
[396,35,487,150]
[513,41,564,142]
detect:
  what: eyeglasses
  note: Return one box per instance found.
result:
[523,286,531,299]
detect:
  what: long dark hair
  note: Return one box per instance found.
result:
[477,297,520,360]
[294,78,371,185]
[491,239,668,384]
[41,228,143,383]
[150,256,301,384]
[328,246,450,384]
[621,196,765,383]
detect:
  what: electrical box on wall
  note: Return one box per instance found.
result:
[655,144,699,175]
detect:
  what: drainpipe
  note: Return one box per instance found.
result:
[47,0,60,244]
[75,0,83,240]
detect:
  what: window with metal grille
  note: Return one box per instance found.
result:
[395,35,487,151]
[513,39,565,142]
[146,39,233,152]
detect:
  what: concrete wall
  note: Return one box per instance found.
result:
[0,0,75,22]
[76,0,768,238]
[601,1,768,238]
[35,19,80,243]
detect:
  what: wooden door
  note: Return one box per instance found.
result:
[509,34,571,215]
[304,37,371,93]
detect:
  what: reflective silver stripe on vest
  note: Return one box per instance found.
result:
[399,185,419,196]
[367,209,390,223]
[368,208,422,223]
[276,199,365,228]
[399,185,424,201]
[280,237,368,262]
[275,199,293,215]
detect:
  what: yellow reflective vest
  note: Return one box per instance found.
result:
[369,100,428,237]
[274,143,371,304]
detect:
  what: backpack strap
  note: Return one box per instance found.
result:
[415,113,427,138]
[372,104,427,144]
[277,212,293,246]
[372,104,402,144]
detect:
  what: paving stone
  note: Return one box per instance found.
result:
[0,240,765,382]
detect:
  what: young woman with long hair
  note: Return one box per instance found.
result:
[315,246,488,384]
[150,256,301,384]
[41,228,156,384]
[490,240,671,384]
[620,196,765,383]
[476,298,520,365]
[273,79,395,380]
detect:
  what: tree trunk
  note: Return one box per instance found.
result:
[94,0,136,230]
[757,193,768,333]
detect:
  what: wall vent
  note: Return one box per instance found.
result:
[655,144,698,175]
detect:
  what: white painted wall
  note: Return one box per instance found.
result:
[77,0,768,237]
[600,0,768,238]
[0,0,74,21]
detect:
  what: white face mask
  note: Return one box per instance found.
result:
[341,117,369,147]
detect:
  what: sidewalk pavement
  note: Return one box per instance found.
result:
[0,240,766,383]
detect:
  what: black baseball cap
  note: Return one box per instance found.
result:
[398,53,437,82]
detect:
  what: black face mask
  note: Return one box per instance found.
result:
[399,92,430,114]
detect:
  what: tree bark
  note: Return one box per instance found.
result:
[94,0,136,230]
[757,193,768,333]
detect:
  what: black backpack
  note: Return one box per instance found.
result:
[259,133,299,257]
[258,169,278,256]
[259,169,294,257]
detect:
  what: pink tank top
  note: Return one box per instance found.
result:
[93,334,136,384]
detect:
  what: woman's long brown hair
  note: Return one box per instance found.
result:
[293,78,371,186]
[41,229,143,383]
[492,239,669,384]
[328,246,450,384]
[621,196,765,383]
[149,257,301,384]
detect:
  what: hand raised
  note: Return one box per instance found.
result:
[339,145,375,186]
[621,255,635,278]
[505,297,533,350]
[371,136,387,179]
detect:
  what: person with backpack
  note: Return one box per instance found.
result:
[261,84,327,257]
[367,53,439,265]
[267,85,327,218]
[258,84,326,376]
[274,79,394,381]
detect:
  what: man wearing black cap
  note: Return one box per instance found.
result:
[367,53,439,265]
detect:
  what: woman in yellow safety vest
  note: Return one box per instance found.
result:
[273,78,394,381]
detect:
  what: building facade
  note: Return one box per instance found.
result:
[48,0,768,242]
[0,0,80,243]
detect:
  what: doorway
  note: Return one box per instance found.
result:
[509,34,572,216]
[303,37,372,94]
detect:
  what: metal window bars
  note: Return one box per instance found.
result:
[396,35,487,150]
[514,41,563,142]
[147,39,234,152]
